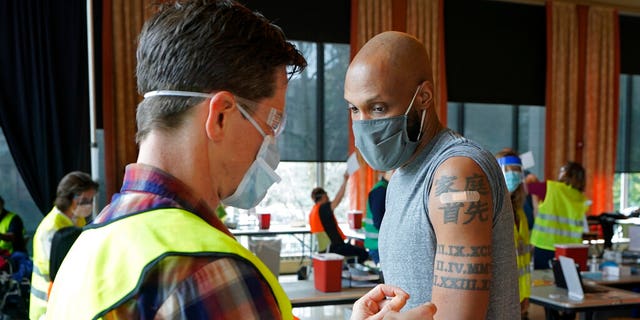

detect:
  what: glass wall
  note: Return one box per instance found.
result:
[447,103,546,179]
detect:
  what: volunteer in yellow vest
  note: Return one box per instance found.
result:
[529,161,590,269]
[0,195,27,254]
[496,150,532,318]
[29,171,98,320]
[45,2,436,319]
[363,170,392,265]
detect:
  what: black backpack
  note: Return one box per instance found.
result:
[49,226,83,281]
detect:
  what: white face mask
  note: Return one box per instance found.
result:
[221,104,281,209]
[73,204,93,218]
[143,90,282,209]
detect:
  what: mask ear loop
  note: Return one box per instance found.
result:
[404,85,427,140]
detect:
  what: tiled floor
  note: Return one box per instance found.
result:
[293,305,351,320]
[293,304,543,320]
[293,304,638,320]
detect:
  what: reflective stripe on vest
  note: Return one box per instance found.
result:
[45,208,292,320]
[530,181,588,251]
[364,180,387,250]
[30,207,75,320]
[514,208,531,302]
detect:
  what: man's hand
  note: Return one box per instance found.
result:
[351,284,437,320]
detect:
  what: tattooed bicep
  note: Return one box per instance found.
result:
[429,158,493,226]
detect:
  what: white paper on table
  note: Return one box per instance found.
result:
[520,151,535,170]
[559,256,584,300]
[347,152,360,175]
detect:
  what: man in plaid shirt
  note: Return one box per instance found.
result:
[45,1,436,319]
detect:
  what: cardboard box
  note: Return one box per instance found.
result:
[313,253,344,292]
[250,237,281,276]
[555,243,589,271]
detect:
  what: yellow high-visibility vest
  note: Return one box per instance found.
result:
[0,210,23,253]
[30,207,77,320]
[514,208,531,302]
[46,208,292,319]
[530,180,589,251]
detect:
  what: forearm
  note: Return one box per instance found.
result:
[332,178,348,209]
[431,246,491,318]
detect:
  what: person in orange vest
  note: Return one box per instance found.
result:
[309,172,369,263]
[44,1,435,319]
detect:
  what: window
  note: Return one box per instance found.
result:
[278,41,350,162]
[447,102,546,178]
[614,74,640,211]
[227,41,351,252]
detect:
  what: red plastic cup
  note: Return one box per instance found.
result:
[348,211,363,229]
[258,213,271,229]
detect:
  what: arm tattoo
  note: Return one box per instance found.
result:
[463,201,489,224]
[434,175,458,196]
[464,173,489,195]
[434,244,492,291]
[437,244,492,257]
[433,275,491,290]
[435,173,491,224]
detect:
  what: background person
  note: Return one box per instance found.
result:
[45,2,432,319]
[0,195,27,254]
[496,149,532,319]
[309,172,349,253]
[309,173,370,263]
[523,170,539,231]
[529,161,590,270]
[29,171,98,320]
[364,170,392,265]
[345,31,519,318]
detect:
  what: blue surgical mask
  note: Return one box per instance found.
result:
[497,155,524,193]
[222,104,281,208]
[504,171,523,193]
[352,85,426,171]
[142,90,281,209]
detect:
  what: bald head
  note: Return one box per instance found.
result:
[347,31,432,93]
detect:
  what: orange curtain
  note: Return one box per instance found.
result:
[545,2,580,182]
[349,0,446,211]
[406,0,447,124]
[545,1,619,215]
[349,0,394,212]
[102,1,155,198]
[583,6,619,215]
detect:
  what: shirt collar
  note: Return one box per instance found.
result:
[120,163,231,236]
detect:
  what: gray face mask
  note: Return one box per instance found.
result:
[352,85,426,171]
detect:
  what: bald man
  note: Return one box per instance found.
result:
[345,31,519,319]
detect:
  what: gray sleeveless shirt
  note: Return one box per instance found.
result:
[379,129,519,319]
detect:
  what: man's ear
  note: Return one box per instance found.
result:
[205,91,235,141]
[419,81,434,109]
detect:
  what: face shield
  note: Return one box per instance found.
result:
[497,155,525,193]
